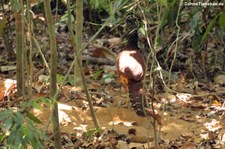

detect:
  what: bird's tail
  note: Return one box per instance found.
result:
[128,80,147,116]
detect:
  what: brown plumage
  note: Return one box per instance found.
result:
[116,32,147,116]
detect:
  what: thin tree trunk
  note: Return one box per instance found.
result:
[75,0,101,130]
[15,0,24,97]
[67,0,101,130]
[26,0,33,98]
[44,0,62,148]
[74,0,83,87]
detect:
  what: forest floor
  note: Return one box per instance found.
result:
[2,60,225,149]
[30,72,225,149]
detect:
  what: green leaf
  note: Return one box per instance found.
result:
[139,27,146,36]
[61,12,75,23]
[86,129,98,139]
[168,9,175,26]
[167,3,179,27]
[92,70,104,80]
[37,96,51,106]
[0,18,7,34]
[0,110,12,121]
[57,74,64,84]
[189,14,200,30]
[103,73,114,80]
[0,133,7,142]
[160,9,169,29]
[102,73,114,84]
[3,117,13,131]
[115,0,123,8]
[11,0,20,11]
[192,30,202,51]
[14,112,24,126]
[67,75,79,86]
[157,0,168,7]
[218,12,225,28]
[0,107,44,148]
[169,0,177,7]
[31,101,42,110]
[200,14,219,44]
[26,112,42,124]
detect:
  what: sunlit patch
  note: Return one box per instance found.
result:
[108,121,121,125]
[57,103,79,126]
[0,79,17,100]
[58,103,74,111]
[33,108,42,116]
[163,112,168,116]
[176,93,192,102]
[58,110,71,126]
[200,132,209,140]
[204,119,222,132]
[4,79,16,89]
[74,124,88,136]
[162,123,183,131]
[108,120,136,127]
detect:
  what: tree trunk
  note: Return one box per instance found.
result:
[44,0,62,148]
[15,0,24,97]
[67,0,101,130]
[75,0,101,130]
[74,0,83,88]
[26,0,34,98]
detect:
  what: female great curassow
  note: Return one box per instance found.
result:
[116,31,147,116]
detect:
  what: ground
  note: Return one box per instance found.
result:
[29,73,225,148]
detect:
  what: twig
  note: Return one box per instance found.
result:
[168,1,182,86]
[32,37,51,74]
[138,2,159,148]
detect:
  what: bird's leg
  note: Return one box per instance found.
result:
[125,89,131,109]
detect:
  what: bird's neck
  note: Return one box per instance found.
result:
[126,31,139,50]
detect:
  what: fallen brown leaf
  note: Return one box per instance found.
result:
[144,108,162,125]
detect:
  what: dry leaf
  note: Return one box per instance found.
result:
[0,65,16,72]
[116,140,129,149]
[190,102,205,110]
[211,100,221,107]
[176,93,192,102]
[214,74,225,85]
[144,108,162,125]
[180,142,196,149]
[107,37,122,48]
[0,79,16,100]
[91,47,116,60]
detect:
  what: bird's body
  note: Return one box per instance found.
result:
[117,50,145,81]
[116,31,147,116]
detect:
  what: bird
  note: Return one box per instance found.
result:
[116,30,147,116]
